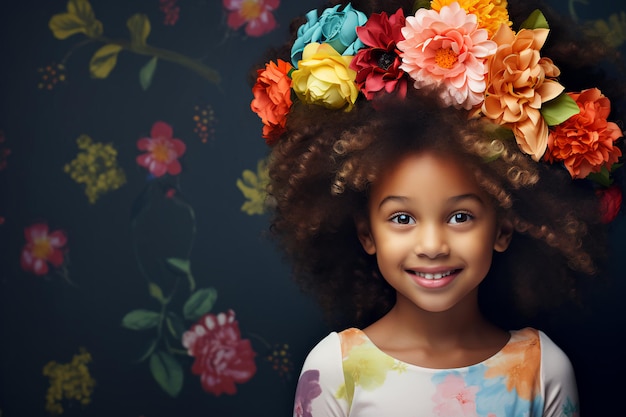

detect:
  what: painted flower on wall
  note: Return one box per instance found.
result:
[43,348,95,415]
[136,121,186,178]
[223,0,279,37]
[20,223,67,276]
[182,309,257,396]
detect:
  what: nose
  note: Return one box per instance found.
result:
[414,223,449,259]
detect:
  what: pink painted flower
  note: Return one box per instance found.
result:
[223,0,279,37]
[136,121,186,178]
[159,0,180,26]
[397,2,497,110]
[432,374,479,416]
[182,309,257,396]
[20,223,67,276]
[351,9,408,100]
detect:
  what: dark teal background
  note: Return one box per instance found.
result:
[0,1,625,416]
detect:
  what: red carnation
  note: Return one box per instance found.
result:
[182,310,256,396]
[350,9,408,100]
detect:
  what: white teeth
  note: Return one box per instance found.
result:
[416,270,453,280]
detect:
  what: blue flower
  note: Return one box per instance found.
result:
[290,3,368,67]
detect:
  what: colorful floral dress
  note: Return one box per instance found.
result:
[293,327,578,417]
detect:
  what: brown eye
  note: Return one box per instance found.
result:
[449,212,472,224]
[391,213,415,225]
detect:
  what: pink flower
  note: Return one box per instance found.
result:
[397,2,497,110]
[20,223,67,276]
[182,309,257,396]
[223,0,279,37]
[351,9,408,100]
[159,0,180,26]
[136,121,186,178]
[432,374,479,416]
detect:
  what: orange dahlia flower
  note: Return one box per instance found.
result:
[481,25,564,160]
[430,0,512,38]
[250,59,293,145]
[545,88,623,179]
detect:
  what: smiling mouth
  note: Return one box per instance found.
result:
[410,270,458,280]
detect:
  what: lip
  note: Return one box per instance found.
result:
[406,267,461,289]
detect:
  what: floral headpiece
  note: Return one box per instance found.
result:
[251,1,624,221]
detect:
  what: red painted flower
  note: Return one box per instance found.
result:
[597,185,622,224]
[136,121,186,178]
[351,9,408,100]
[159,0,180,26]
[182,309,257,396]
[223,0,279,37]
[20,223,67,276]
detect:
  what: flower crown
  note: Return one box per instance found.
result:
[251,1,624,221]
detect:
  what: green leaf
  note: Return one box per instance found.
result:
[166,258,190,274]
[586,166,613,187]
[90,44,122,79]
[137,338,158,362]
[183,288,218,320]
[149,350,183,397]
[139,57,158,91]
[520,9,549,30]
[540,93,580,126]
[166,312,186,339]
[127,13,151,46]
[121,309,161,330]
[148,282,165,303]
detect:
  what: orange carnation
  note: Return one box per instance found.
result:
[481,25,563,161]
[250,59,293,145]
[545,88,623,179]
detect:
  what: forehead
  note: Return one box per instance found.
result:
[368,151,486,203]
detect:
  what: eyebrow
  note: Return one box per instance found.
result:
[378,193,485,209]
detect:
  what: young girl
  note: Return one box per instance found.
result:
[251,0,625,415]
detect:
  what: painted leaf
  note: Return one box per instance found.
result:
[166,258,190,274]
[127,13,151,46]
[150,350,183,397]
[49,13,90,39]
[121,309,160,330]
[140,57,158,91]
[149,282,165,303]
[166,312,186,339]
[183,288,218,320]
[520,9,549,30]
[540,93,580,126]
[67,0,97,23]
[90,44,123,79]
[137,338,158,362]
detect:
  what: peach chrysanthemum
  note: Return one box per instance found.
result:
[545,88,623,179]
[431,0,512,38]
[397,2,497,110]
[481,24,564,160]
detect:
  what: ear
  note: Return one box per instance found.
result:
[354,215,376,255]
[494,216,514,253]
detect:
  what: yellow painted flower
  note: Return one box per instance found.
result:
[430,0,511,38]
[64,135,126,204]
[43,348,96,415]
[49,0,103,39]
[236,159,269,215]
[583,12,626,49]
[336,342,396,406]
[291,42,359,110]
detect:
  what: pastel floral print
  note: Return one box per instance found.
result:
[182,309,257,396]
[432,374,480,416]
[136,121,186,178]
[397,2,497,110]
[294,370,322,417]
[20,223,67,276]
[223,0,279,37]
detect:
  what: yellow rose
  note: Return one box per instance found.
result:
[291,42,358,110]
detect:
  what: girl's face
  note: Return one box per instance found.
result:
[357,151,512,314]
